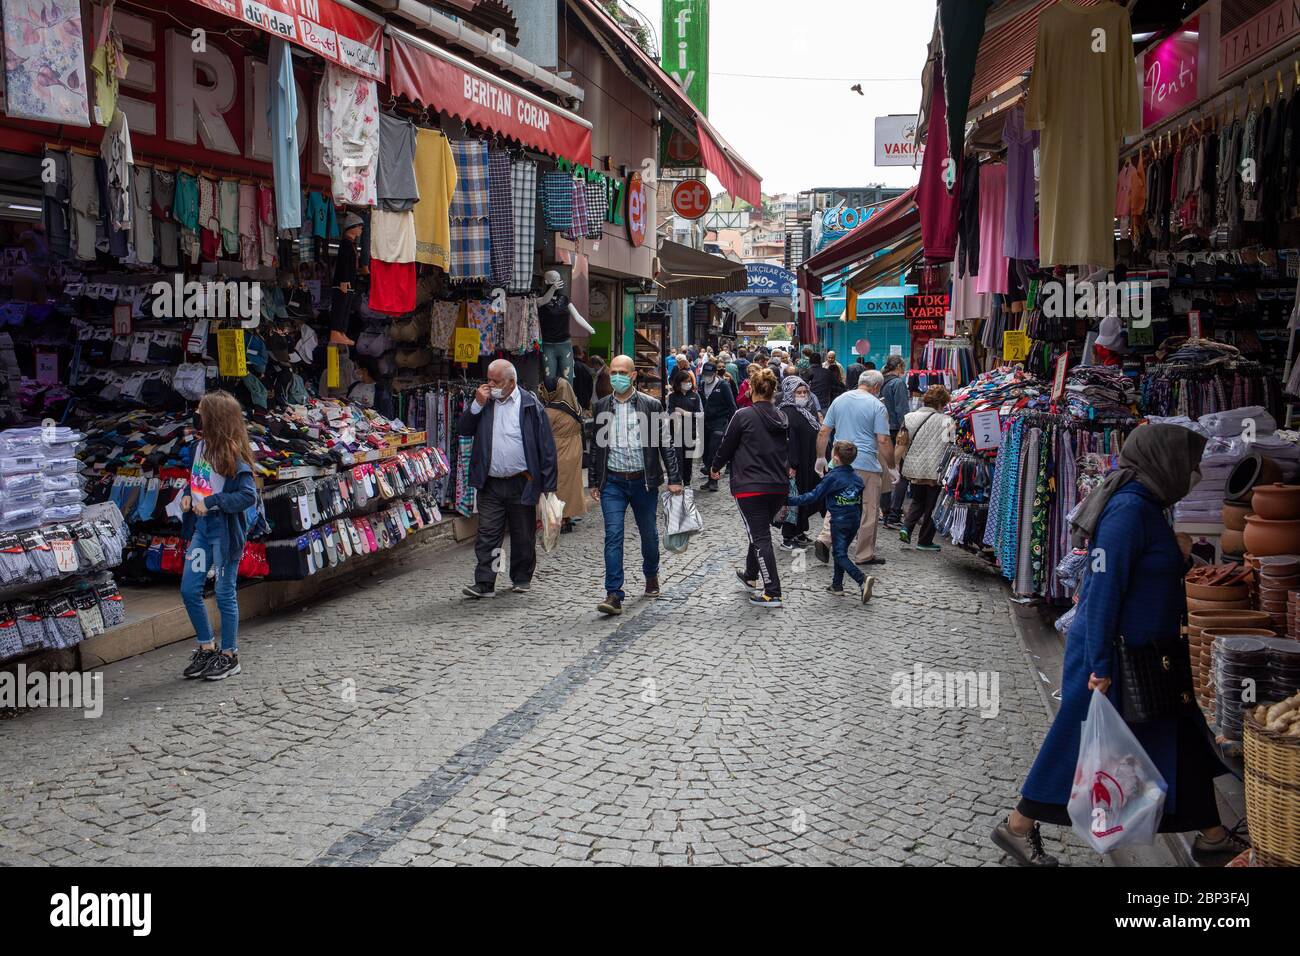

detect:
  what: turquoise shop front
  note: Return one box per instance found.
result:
[815,278,916,368]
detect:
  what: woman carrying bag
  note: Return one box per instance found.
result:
[895,385,952,552]
[778,375,820,550]
[991,425,1240,867]
[666,367,702,489]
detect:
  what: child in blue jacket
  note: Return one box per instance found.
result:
[788,441,873,602]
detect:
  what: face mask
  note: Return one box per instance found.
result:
[702,374,715,384]
[682,381,694,392]
[610,373,633,393]
[796,396,811,407]
[490,387,505,400]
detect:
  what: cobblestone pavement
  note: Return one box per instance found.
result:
[0,489,1103,866]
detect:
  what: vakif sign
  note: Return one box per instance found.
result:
[874,114,924,167]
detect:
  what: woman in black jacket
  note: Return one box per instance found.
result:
[710,366,789,608]
[779,375,820,550]
[666,367,702,489]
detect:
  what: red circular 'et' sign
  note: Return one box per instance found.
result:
[672,179,711,220]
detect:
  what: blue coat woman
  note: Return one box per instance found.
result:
[993,424,1235,866]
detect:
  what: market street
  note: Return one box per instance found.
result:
[0,493,1104,867]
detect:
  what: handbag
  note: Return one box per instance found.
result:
[1111,633,1194,724]
[897,408,939,468]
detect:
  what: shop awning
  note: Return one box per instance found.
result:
[186,0,384,79]
[388,29,593,165]
[568,0,762,206]
[655,241,748,300]
[966,0,1103,109]
[799,186,918,294]
[845,237,924,296]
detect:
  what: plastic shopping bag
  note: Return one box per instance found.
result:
[661,488,703,554]
[539,492,565,553]
[1067,690,1167,853]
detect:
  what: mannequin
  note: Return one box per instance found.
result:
[536,269,594,383]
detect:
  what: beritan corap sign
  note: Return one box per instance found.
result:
[187,0,384,79]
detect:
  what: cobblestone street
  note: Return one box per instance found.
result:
[0,493,1104,866]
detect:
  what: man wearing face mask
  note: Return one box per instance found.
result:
[458,359,558,599]
[590,355,683,616]
[698,361,736,491]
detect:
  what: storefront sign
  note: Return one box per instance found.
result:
[453,328,481,364]
[1219,1,1300,79]
[389,30,593,165]
[971,410,1001,451]
[904,293,950,325]
[661,0,709,113]
[1003,329,1030,362]
[556,158,627,228]
[187,0,384,79]
[216,328,248,378]
[672,179,711,220]
[1144,17,1199,128]
[627,172,649,247]
[874,114,924,167]
[715,264,797,299]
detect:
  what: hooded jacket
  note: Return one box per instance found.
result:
[181,458,258,568]
[710,401,789,495]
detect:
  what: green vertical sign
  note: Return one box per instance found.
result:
[661,0,709,114]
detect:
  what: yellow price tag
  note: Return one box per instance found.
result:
[216,328,247,378]
[326,345,340,388]
[1002,329,1030,362]
[454,327,481,364]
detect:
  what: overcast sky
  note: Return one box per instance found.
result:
[635,0,934,196]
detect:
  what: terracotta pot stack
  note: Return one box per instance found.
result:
[1257,556,1300,634]
[1186,566,1266,717]
[1243,484,1300,557]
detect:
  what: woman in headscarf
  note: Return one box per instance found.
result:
[992,424,1240,867]
[778,375,821,550]
[539,375,588,532]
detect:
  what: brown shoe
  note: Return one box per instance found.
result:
[328,330,355,347]
[991,818,1059,867]
[597,593,623,616]
[644,576,660,598]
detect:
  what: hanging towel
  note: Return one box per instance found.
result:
[540,170,574,231]
[449,141,490,281]
[509,159,538,292]
[487,148,514,288]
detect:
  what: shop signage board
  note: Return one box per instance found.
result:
[1003,329,1030,362]
[216,328,248,378]
[874,115,924,167]
[715,264,797,299]
[659,0,709,168]
[626,172,649,247]
[186,0,385,79]
[904,293,949,325]
[389,30,593,165]
[453,328,481,364]
[1052,353,1069,403]
[972,410,1001,450]
[1219,0,1300,80]
[672,179,712,220]
[1143,16,1200,128]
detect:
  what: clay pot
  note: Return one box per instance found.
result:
[1186,596,1253,611]
[1186,581,1250,602]
[1222,529,1246,555]
[1250,483,1300,520]
[1222,500,1252,532]
[1187,609,1272,634]
[1201,627,1278,644]
[1225,453,1284,502]
[1244,515,1300,557]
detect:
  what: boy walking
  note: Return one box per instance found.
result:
[788,441,874,603]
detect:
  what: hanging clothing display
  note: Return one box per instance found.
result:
[540,170,575,232]
[1002,106,1038,260]
[975,162,1009,294]
[919,59,960,262]
[412,128,456,270]
[318,63,379,207]
[509,159,538,293]
[937,0,991,162]
[90,18,128,127]
[370,209,417,264]
[377,112,419,212]
[267,40,301,231]
[449,141,490,282]
[1,0,90,126]
[1025,1,1139,267]
[487,148,514,288]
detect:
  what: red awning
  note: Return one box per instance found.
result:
[569,0,761,206]
[800,186,919,294]
[186,0,384,79]
[388,29,593,165]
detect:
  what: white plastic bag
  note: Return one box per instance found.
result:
[1067,690,1167,853]
[539,492,565,553]
[661,488,703,553]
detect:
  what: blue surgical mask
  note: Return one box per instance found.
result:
[610,373,633,393]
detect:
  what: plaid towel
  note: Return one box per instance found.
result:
[450,218,490,282]
[585,180,607,239]
[450,141,489,219]
[509,159,537,293]
[564,178,588,241]
[540,170,573,231]
[488,149,514,288]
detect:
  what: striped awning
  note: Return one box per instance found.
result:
[966,0,1105,108]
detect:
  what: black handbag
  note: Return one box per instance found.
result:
[1112,634,1195,724]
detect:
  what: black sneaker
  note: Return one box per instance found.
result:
[735,569,759,591]
[462,583,495,599]
[861,557,887,566]
[779,540,797,552]
[824,584,845,596]
[511,581,531,593]
[183,647,217,679]
[814,541,830,564]
[915,543,941,553]
[597,593,623,616]
[201,652,241,681]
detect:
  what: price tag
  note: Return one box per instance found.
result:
[51,537,78,573]
[1002,329,1030,362]
[972,409,1002,450]
[216,328,247,378]
[36,350,60,385]
[113,303,133,337]
[943,308,956,337]
[454,327,481,364]
[326,345,340,388]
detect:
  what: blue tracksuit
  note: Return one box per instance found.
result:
[789,464,865,589]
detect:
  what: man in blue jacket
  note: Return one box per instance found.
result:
[788,441,873,603]
[459,359,559,598]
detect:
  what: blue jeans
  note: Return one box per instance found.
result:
[180,519,242,652]
[831,517,866,590]
[541,341,574,382]
[601,475,659,599]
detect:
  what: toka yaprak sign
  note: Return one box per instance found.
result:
[1143,17,1200,127]
[186,0,384,79]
